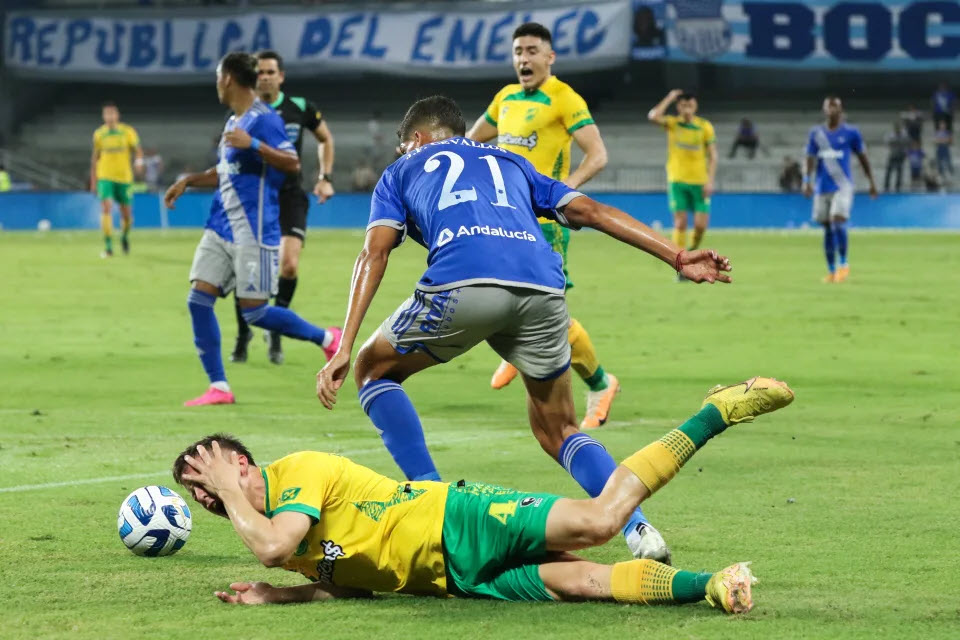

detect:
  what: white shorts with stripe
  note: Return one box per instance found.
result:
[189,229,278,300]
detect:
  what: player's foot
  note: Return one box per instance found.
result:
[702,377,794,425]
[822,272,836,283]
[183,386,236,407]
[266,331,284,365]
[229,328,254,363]
[625,522,672,565]
[705,562,757,614]
[491,360,519,389]
[121,236,130,255]
[100,250,113,258]
[835,265,849,282]
[323,327,343,361]
[580,373,620,429]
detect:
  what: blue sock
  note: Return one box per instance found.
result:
[359,380,440,481]
[823,225,836,273]
[558,433,649,534]
[834,223,848,266]
[241,303,326,345]
[187,290,225,384]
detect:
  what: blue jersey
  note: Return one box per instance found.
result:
[806,123,864,195]
[367,137,581,294]
[206,99,295,247]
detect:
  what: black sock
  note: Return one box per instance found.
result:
[235,296,250,336]
[276,276,298,309]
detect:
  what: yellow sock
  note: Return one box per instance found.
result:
[690,227,705,249]
[568,318,602,383]
[610,559,679,604]
[672,228,687,249]
[100,212,113,237]
[621,429,696,495]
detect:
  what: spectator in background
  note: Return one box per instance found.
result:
[143,148,164,192]
[779,156,802,192]
[0,163,10,192]
[907,142,925,191]
[351,160,377,192]
[933,121,953,179]
[728,118,758,159]
[923,159,944,193]
[884,122,908,192]
[931,82,954,133]
[901,104,924,144]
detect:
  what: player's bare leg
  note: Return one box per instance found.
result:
[100,198,114,257]
[691,212,709,250]
[522,371,669,562]
[119,203,133,255]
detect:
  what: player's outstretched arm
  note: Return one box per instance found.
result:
[163,167,217,209]
[561,196,732,283]
[647,89,683,125]
[855,151,879,198]
[466,115,498,142]
[216,581,373,605]
[313,120,336,203]
[316,225,399,409]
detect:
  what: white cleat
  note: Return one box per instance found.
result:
[625,522,672,565]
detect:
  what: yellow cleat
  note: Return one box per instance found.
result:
[702,376,795,425]
[580,374,621,429]
[822,272,836,283]
[491,360,519,390]
[705,562,757,614]
[835,265,850,282]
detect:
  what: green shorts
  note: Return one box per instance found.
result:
[97,179,132,206]
[539,221,572,290]
[668,182,710,215]
[442,482,561,602]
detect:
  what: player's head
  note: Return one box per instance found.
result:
[255,50,285,100]
[823,95,843,122]
[396,96,466,153]
[216,52,258,105]
[173,433,256,518]
[512,22,555,91]
[101,101,119,126]
[676,91,698,119]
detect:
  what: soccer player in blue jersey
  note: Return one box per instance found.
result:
[315,96,732,563]
[803,96,878,283]
[164,53,340,406]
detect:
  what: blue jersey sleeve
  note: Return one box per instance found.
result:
[516,157,585,228]
[806,129,817,156]
[367,167,408,246]
[251,113,295,154]
[850,127,864,154]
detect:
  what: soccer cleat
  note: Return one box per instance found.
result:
[323,327,343,361]
[580,373,621,429]
[183,386,235,407]
[705,562,757,614]
[822,272,836,283]
[229,328,254,363]
[491,360,519,389]
[625,522,672,565]
[702,377,794,425]
[835,265,849,282]
[266,331,284,365]
[100,250,113,258]
[121,236,130,255]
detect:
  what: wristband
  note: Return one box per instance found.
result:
[250,138,261,152]
[674,250,684,274]
[319,173,332,182]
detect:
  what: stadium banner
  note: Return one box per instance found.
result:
[3,2,631,81]
[665,0,960,69]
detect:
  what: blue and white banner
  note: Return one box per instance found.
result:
[3,2,631,81]
[666,0,960,69]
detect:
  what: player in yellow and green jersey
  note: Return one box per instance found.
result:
[466,23,619,433]
[90,102,143,257]
[647,89,717,278]
[173,377,793,609]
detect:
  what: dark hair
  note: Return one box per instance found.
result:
[256,49,284,71]
[512,22,552,45]
[219,52,258,89]
[102,101,117,109]
[172,433,255,485]
[397,95,466,141]
[678,91,697,101]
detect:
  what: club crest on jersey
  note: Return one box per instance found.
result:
[498,131,538,150]
[674,0,731,60]
[316,539,345,583]
[519,497,543,508]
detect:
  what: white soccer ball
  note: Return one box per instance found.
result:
[37,219,51,232]
[117,486,192,556]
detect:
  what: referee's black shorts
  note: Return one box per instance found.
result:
[279,187,309,243]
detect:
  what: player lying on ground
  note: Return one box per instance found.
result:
[315,95,731,563]
[175,377,793,611]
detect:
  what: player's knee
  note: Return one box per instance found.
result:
[573,504,620,546]
[280,255,299,279]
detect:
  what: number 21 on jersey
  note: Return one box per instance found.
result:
[423,151,516,211]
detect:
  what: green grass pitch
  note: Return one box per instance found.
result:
[2,228,958,639]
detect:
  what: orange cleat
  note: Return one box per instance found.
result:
[580,373,621,429]
[835,265,849,282]
[491,360,519,390]
[184,386,235,407]
[822,272,836,283]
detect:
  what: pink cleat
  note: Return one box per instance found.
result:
[323,327,343,361]
[184,386,236,407]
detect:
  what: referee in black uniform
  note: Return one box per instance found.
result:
[231,49,336,365]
